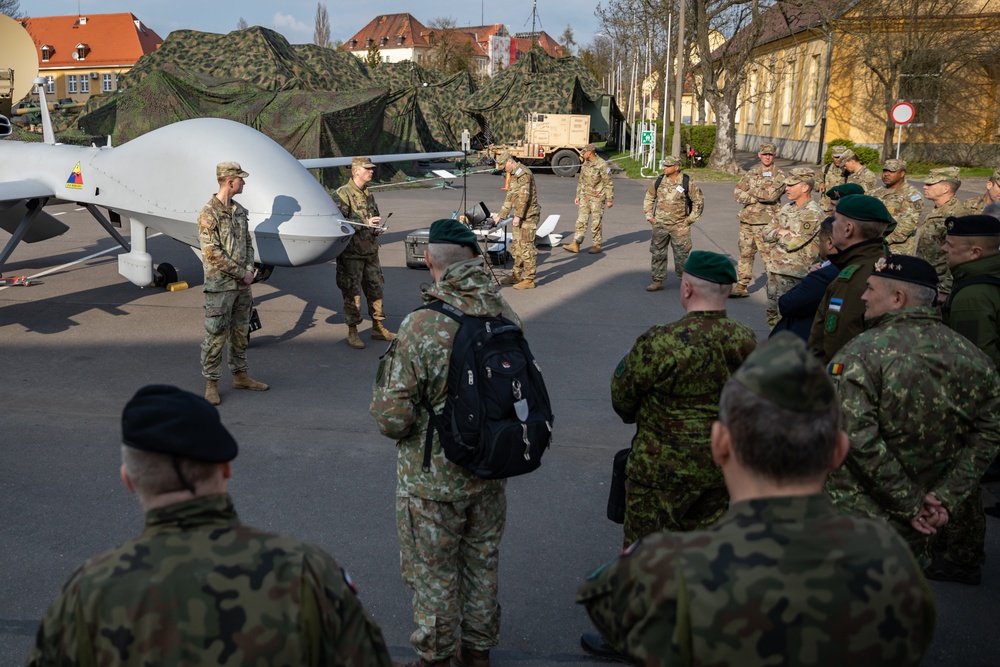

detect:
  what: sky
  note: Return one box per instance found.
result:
[22,0,603,48]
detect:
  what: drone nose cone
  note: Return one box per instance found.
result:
[252,210,353,266]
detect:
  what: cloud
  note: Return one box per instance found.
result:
[271,12,310,35]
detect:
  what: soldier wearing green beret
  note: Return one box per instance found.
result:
[371,219,518,667]
[808,195,891,363]
[731,143,786,297]
[580,333,935,666]
[610,251,756,548]
[28,385,392,667]
[916,166,978,298]
[566,144,614,255]
[826,254,1000,585]
[872,159,924,255]
[824,182,865,214]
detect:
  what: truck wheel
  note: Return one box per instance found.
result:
[551,149,581,177]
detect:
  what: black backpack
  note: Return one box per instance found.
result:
[419,300,554,479]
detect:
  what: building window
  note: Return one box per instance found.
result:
[41,45,51,62]
[781,59,795,125]
[76,43,87,60]
[103,73,113,92]
[898,53,942,127]
[81,76,90,93]
[747,69,758,124]
[806,54,820,126]
[762,67,774,125]
[68,75,77,93]
[46,76,55,94]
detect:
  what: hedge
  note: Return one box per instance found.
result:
[823,138,881,171]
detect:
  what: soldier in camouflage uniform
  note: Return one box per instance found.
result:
[917,166,976,299]
[371,220,517,667]
[763,167,824,327]
[642,156,705,292]
[819,145,849,210]
[335,156,395,350]
[198,161,268,406]
[611,251,756,548]
[841,149,879,193]
[968,167,999,213]
[492,152,541,289]
[579,333,935,667]
[731,142,786,297]
[826,255,1000,583]
[872,159,924,255]
[565,143,614,255]
[27,385,392,667]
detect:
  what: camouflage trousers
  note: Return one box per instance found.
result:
[201,288,252,381]
[650,222,691,282]
[574,198,606,245]
[397,490,506,661]
[933,485,986,567]
[336,255,386,327]
[511,209,540,281]
[623,477,728,548]
[766,273,802,327]
[737,223,770,288]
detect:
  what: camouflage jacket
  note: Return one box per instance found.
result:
[577,494,935,667]
[917,196,976,295]
[734,164,787,225]
[968,191,996,213]
[643,174,705,225]
[819,162,848,209]
[26,494,392,667]
[808,237,889,364]
[872,183,924,254]
[198,195,254,293]
[576,156,615,203]
[370,258,518,501]
[826,307,1000,530]
[944,252,1000,370]
[764,199,824,278]
[498,162,540,222]
[847,166,879,193]
[611,311,757,488]
[335,180,381,259]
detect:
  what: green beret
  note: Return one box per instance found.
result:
[825,183,864,199]
[122,385,238,462]
[946,215,1000,237]
[871,254,938,290]
[683,250,737,284]
[836,194,894,226]
[429,218,480,255]
[731,332,836,412]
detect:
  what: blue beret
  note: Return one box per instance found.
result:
[122,385,237,463]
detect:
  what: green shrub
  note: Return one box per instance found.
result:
[642,122,715,162]
[823,138,880,171]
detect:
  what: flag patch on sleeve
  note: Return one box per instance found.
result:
[829,298,843,312]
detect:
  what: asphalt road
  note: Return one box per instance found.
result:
[0,167,996,666]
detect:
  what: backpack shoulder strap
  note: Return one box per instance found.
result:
[682,173,692,215]
[654,174,665,192]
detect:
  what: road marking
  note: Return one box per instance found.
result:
[52,212,66,216]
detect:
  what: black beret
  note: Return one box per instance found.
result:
[429,218,480,255]
[871,254,938,290]
[825,183,864,198]
[122,385,238,462]
[836,195,894,225]
[684,250,738,284]
[945,215,1000,237]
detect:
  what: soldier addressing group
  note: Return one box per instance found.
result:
[27,385,392,666]
[492,152,541,289]
[763,167,824,327]
[840,149,879,193]
[335,156,395,350]
[917,166,974,299]
[825,255,1000,585]
[642,156,704,292]
[819,144,849,209]
[566,143,614,255]
[872,158,924,255]
[731,142,786,298]
[198,161,268,406]
[579,333,936,667]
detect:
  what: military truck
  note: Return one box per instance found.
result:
[483,112,591,177]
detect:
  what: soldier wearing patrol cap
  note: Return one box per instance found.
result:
[28,385,393,666]
[872,158,924,255]
[642,155,705,291]
[567,143,614,255]
[969,167,1000,213]
[826,255,1000,585]
[819,144,850,209]
[917,166,977,298]
[731,142,787,297]
[840,149,879,193]
[492,152,542,289]
[580,332,935,666]
[198,161,268,406]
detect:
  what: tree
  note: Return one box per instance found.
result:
[365,43,382,69]
[425,17,478,76]
[0,0,22,18]
[237,17,249,30]
[313,3,332,49]
[560,25,577,55]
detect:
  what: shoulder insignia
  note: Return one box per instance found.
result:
[828,362,844,377]
[837,264,859,280]
[514,167,523,176]
[614,358,627,378]
[910,194,922,202]
[825,312,839,333]
[828,297,843,313]
[342,567,358,594]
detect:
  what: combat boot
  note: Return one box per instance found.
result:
[645,281,663,292]
[588,243,602,254]
[729,284,750,298]
[347,325,365,349]
[233,371,269,391]
[499,273,520,285]
[513,279,536,290]
[563,240,580,253]
[453,645,491,667]
[371,321,396,341]
[205,380,220,406]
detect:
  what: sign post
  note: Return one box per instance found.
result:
[890,101,915,160]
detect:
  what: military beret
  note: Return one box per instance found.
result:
[731,332,836,412]
[683,250,737,284]
[351,156,376,169]
[830,145,847,157]
[872,254,938,289]
[216,161,248,179]
[924,166,961,185]
[836,195,894,226]
[839,149,858,162]
[825,183,864,199]
[882,158,906,172]
[758,142,776,155]
[122,385,238,463]
[785,167,816,187]
[496,152,513,166]
[582,143,597,154]
[945,214,1000,237]
[660,155,681,167]
[429,218,481,255]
